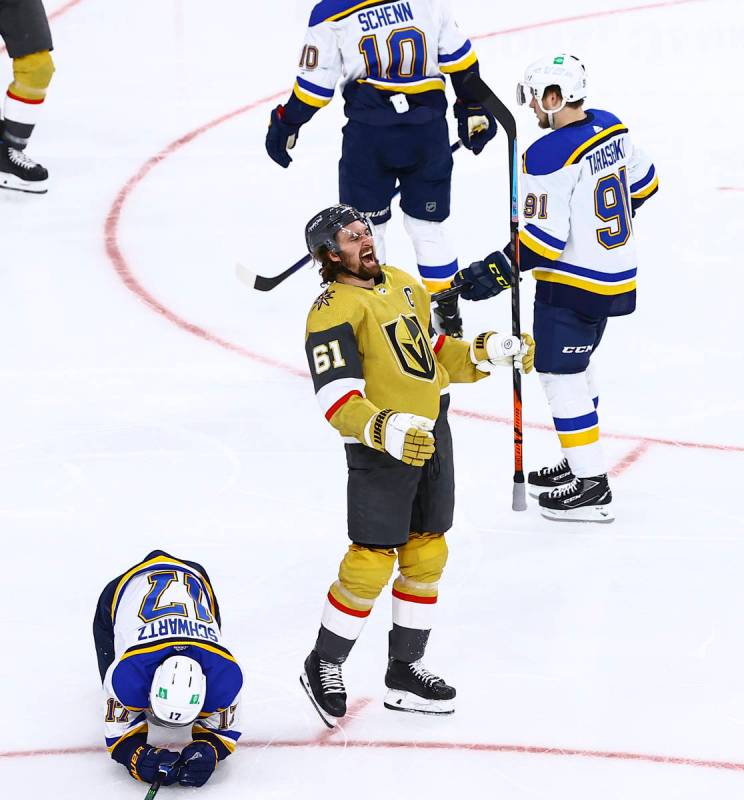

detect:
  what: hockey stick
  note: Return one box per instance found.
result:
[462,73,526,511]
[143,777,163,800]
[237,140,463,292]
[143,765,175,800]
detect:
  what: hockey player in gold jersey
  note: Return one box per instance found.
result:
[0,0,54,192]
[300,205,534,726]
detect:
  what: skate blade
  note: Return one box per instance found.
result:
[383,689,454,715]
[540,505,615,523]
[299,672,340,729]
[0,176,48,194]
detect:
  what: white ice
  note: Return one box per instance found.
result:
[1,0,744,797]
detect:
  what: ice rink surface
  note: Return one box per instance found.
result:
[2,0,744,796]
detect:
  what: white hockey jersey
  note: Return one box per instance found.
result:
[290,0,478,125]
[519,109,658,317]
[101,554,242,766]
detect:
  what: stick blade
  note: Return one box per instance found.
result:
[235,261,258,290]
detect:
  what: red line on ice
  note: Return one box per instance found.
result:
[471,0,706,40]
[3,737,744,774]
[103,91,307,379]
[450,408,744,455]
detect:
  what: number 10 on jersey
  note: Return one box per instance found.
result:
[359,27,427,81]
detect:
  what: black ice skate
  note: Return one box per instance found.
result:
[528,457,575,498]
[538,474,614,523]
[300,650,347,728]
[432,295,463,338]
[0,144,48,194]
[384,658,455,715]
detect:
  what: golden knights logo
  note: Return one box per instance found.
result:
[313,288,335,311]
[382,314,435,381]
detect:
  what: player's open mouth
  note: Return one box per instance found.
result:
[361,247,376,266]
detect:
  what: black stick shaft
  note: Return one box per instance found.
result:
[143,779,162,800]
[463,75,526,511]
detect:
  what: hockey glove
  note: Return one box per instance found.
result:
[453,100,497,155]
[363,410,436,467]
[265,105,300,168]
[453,251,513,301]
[178,741,218,788]
[129,745,181,785]
[471,332,535,374]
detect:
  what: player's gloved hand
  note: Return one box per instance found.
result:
[453,251,513,301]
[453,100,497,155]
[470,332,535,374]
[265,105,300,168]
[130,745,181,785]
[364,410,436,467]
[178,741,218,788]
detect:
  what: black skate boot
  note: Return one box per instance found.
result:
[528,457,575,498]
[384,658,455,715]
[300,650,347,728]
[538,474,614,523]
[432,295,463,338]
[0,143,48,194]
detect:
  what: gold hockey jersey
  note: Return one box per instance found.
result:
[305,265,487,442]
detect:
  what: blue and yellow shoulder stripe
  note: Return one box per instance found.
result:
[439,40,477,73]
[112,639,243,713]
[630,163,658,210]
[293,76,335,108]
[520,224,566,264]
[523,110,627,176]
[310,0,411,26]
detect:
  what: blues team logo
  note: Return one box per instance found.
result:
[382,314,435,381]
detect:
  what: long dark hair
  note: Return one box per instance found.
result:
[318,250,340,286]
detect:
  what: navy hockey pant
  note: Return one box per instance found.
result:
[339,117,453,225]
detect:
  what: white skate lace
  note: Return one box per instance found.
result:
[7,147,38,170]
[318,661,345,694]
[409,660,442,687]
[538,458,569,477]
[550,476,581,498]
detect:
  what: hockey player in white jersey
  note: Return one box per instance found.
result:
[265,0,498,337]
[92,551,243,787]
[453,55,658,521]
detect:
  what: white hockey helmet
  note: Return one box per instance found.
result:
[517,54,587,117]
[149,655,206,727]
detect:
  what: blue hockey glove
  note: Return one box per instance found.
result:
[453,100,497,155]
[453,251,513,301]
[265,105,300,168]
[129,745,181,785]
[178,741,218,788]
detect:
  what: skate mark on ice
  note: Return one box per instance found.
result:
[609,440,652,478]
[312,697,372,746]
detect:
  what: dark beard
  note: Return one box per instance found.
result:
[339,251,381,281]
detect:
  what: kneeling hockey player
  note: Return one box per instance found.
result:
[92,551,242,787]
